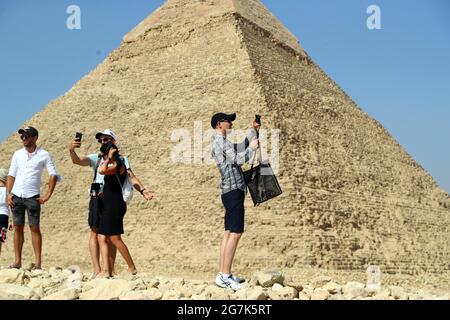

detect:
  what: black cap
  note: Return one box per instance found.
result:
[18,126,39,137]
[211,113,236,129]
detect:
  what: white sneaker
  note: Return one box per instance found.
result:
[215,272,228,288]
[215,273,244,291]
[230,274,245,284]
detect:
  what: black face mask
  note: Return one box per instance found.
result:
[100,141,118,156]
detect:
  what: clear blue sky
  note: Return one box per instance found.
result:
[0,0,449,193]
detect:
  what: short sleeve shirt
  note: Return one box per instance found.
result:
[88,154,131,192]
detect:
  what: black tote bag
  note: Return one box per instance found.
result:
[243,130,282,206]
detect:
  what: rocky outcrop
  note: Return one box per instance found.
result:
[0,267,448,300]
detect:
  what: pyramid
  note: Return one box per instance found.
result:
[1,0,449,281]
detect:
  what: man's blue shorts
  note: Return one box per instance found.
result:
[221,189,245,233]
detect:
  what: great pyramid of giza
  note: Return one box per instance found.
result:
[1,0,449,281]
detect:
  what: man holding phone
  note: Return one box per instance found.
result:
[211,113,260,291]
[69,129,154,278]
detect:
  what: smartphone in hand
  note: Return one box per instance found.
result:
[75,132,83,147]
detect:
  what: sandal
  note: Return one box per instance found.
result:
[90,272,99,280]
[29,263,42,271]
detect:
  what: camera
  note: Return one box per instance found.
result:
[90,183,101,197]
[100,141,118,157]
[255,114,261,125]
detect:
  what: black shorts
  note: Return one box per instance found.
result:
[88,196,102,231]
[0,215,8,243]
[221,189,245,233]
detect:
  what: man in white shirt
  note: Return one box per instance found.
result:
[6,126,59,270]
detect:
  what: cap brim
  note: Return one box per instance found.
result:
[227,113,237,122]
[18,129,25,135]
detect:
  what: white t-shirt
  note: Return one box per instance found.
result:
[0,187,9,216]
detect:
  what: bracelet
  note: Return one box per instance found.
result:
[140,188,147,195]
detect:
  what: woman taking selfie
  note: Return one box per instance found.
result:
[97,142,137,278]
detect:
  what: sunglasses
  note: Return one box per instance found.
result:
[219,119,231,124]
[20,134,32,140]
[98,137,112,143]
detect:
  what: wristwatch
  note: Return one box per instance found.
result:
[140,188,147,195]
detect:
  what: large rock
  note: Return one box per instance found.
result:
[190,284,207,295]
[246,286,268,300]
[129,278,147,291]
[42,288,80,300]
[28,269,47,278]
[0,284,40,300]
[79,279,131,300]
[373,288,393,300]
[301,284,315,295]
[162,289,185,300]
[118,272,138,282]
[0,269,25,285]
[143,288,163,300]
[282,275,303,292]
[310,288,331,300]
[322,282,342,294]
[202,285,230,300]
[343,282,368,299]
[173,284,193,299]
[271,283,298,300]
[311,276,332,287]
[253,270,285,288]
[298,292,311,300]
[266,290,281,300]
[119,291,149,300]
[389,286,408,300]
[328,294,346,300]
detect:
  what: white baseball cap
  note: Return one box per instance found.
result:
[95,129,117,141]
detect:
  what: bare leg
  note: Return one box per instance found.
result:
[12,224,25,268]
[222,232,242,275]
[29,225,42,269]
[108,241,117,275]
[109,235,136,274]
[89,230,101,274]
[219,231,231,272]
[97,234,111,277]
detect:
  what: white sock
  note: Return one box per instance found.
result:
[222,273,231,278]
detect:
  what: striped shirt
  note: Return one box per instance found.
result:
[211,130,257,195]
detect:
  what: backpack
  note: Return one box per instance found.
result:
[115,156,134,204]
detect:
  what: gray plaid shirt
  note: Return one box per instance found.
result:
[211,129,257,195]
